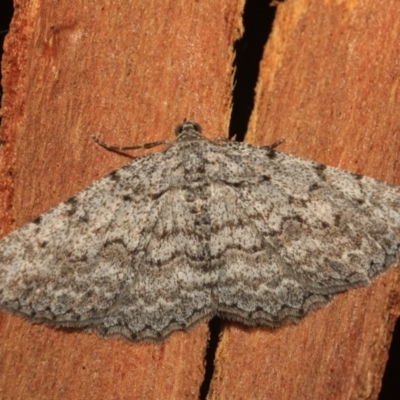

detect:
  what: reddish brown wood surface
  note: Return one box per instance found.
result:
[0,0,244,398]
[211,0,400,399]
[1,0,400,399]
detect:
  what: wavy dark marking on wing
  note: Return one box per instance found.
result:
[0,121,400,342]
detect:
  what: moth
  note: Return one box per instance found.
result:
[0,121,399,341]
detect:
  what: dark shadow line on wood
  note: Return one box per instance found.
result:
[0,0,14,109]
[379,316,400,399]
[229,0,277,142]
[199,317,222,400]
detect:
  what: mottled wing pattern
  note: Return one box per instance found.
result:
[206,141,400,326]
[0,147,214,341]
[1,121,400,341]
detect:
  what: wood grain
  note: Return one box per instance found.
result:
[211,1,400,399]
[1,0,400,399]
[0,0,244,399]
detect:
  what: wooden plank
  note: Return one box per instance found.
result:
[0,0,245,398]
[210,0,400,399]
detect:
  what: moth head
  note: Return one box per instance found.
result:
[174,121,203,140]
